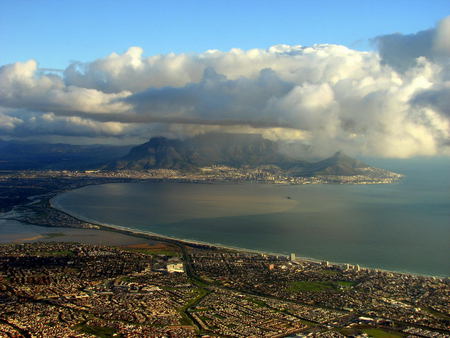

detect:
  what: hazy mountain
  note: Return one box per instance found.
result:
[0,134,396,177]
[107,133,389,177]
[108,133,292,170]
[0,139,132,170]
[286,151,371,177]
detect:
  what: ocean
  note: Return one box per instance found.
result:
[41,157,450,276]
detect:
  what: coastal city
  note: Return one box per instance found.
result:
[1,165,403,187]
[0,168,448,337]
[0,240,448,337]
[2,2,450,337]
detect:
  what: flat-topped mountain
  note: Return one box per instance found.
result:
[107,133,292,170]
[0,134,401,180]
[107,133,398,178]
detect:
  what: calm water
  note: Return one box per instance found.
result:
[53,158,450,276]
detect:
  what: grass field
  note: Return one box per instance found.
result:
[120,243,180,257]
[363,328,404,338]
[31,249,74,257]
[288,280,356,293]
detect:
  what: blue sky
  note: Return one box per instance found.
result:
[1,0,449,69]
[1,1,449,157]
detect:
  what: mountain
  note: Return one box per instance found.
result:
[0,139,132,170]
[287,151,371,177]
[0,134,397,178]
[107,133,392,177]
[312,151,368,174]
[107,133,292,170]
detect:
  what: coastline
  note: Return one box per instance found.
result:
[50,195,289,258]
[49,192,446,279]
[3,183,448,338]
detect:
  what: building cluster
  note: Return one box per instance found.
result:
[1,166,402,187]
[0,242,198,337]
[0,241,448,337]
[190,288,307,336]
[188,247,450,335]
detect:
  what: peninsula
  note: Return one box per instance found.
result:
[0,133,403,186]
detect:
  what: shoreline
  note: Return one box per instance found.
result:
[50,196,289,258]
[49,192,446,279]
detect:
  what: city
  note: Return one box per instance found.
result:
[0,240,448,337]
[1,3,449,337]
[0,171,448,336]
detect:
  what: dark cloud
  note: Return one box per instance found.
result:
[413,86,450,117]
[373,29,434,72]
[125,67,293,126]
[373,16,450,72]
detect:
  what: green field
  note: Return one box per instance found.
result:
[121,247,179,257]
[336,281,356,288]
[363,328,404,338]
[288,280,356,293]
[31,249,74,257]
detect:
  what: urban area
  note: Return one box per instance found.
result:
[0,172,448,337]
[0,241,448,337]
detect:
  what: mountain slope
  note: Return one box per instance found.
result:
[0,139,132,170]
[107,133,393,177]
[108,133,290,170]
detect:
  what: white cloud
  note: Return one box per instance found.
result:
[0,60,132,115]
[1,17,449,158]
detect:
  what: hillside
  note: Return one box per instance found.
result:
[0,139,131,170]
[0,134,400,179]
[107,133,291,170]
[106,133,395,178]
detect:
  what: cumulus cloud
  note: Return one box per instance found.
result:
[374,16,450,72]
[0,60,132,115]
[0,17,450,158]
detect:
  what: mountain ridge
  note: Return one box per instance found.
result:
[106,133,394,178]
[0,134,402,180]
[0,139,132,170]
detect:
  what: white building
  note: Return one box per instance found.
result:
[167,262,184,273]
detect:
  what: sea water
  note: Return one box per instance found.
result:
[52,157,450,276]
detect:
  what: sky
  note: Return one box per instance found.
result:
[1,0,448,69]
[1,1,450,158]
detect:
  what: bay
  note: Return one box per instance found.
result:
[53,158,450,277]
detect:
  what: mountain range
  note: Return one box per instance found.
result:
[0,134,398,178]
[0,139,131,170]
[107,133,393,178]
